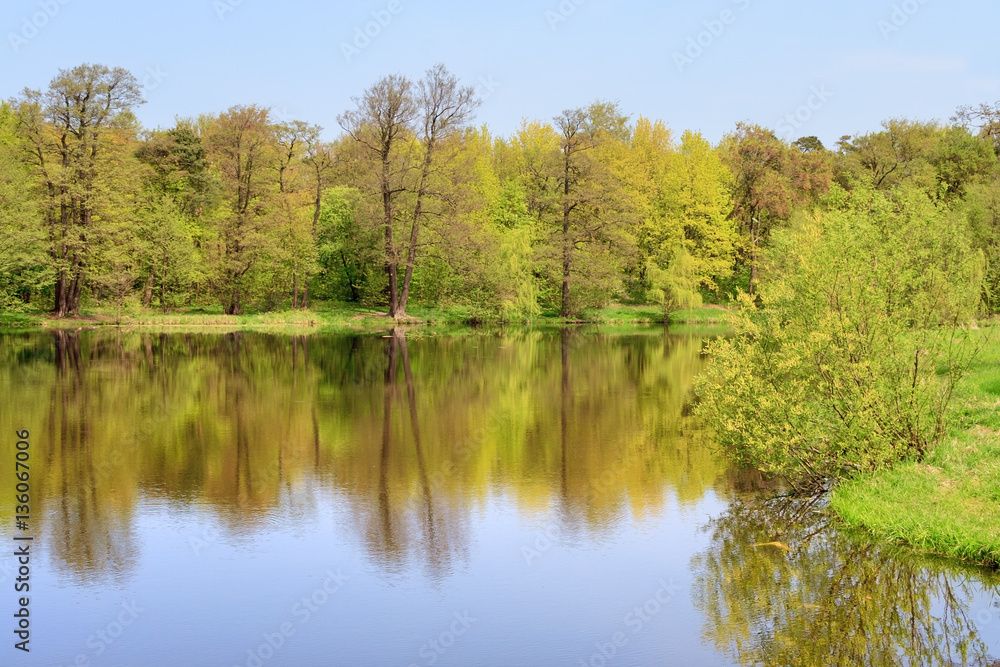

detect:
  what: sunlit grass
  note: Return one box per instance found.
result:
[7,301,736,330]
[831,327,1000,567]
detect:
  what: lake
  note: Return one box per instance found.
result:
[0,328,997,666]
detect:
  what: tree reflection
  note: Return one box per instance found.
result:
[693,496,1000,666]
[0,328,724,582]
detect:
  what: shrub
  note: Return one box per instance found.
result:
[695,185,983,491]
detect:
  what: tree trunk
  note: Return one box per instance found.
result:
[383,177,401,318]
[560,162,573,318]
[142,272,155,308]
[54,270,68,318]
[292,273,299,310]
[399,151,434,315]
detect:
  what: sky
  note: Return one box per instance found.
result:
[1,0,998,148]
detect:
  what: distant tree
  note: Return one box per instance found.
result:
[837,119,939,192]
[338,65,479,319]
[953,101,1000,155]
[517,103,633,316]
[647,130,735,294]
[338,74,417,318]
[793,136,825,153]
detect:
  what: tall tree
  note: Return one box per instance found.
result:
[339,66,479,319]
[14,64,144,316]
[338,74,416,318]
[519,103,632,316]
[204,105,280,314]
[719,122,795,296]
[645,130,735,294]
[398,64,480,314]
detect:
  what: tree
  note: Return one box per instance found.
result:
[338,74,416,318]
[338,65,479,319]
[0,103,49,309]
[14,64,144,316]
[398,64,480,314]
[275,120,321,309]
[793,135,825,153]
[203,105,281,314]
[518,103,633,316]
[837,119,939,192]
[719,122,796,297]
[645,130,735,294]
[135,121,217,309]
[696,184,983,490]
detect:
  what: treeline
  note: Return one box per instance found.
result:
[1,62,999,319]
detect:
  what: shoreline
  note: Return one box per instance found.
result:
[0,304,736,332]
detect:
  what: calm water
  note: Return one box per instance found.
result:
[0,328,997,667]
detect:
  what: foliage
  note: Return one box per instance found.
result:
[696,185,983,490]
[1,62,999,326]
[646,246,702,314]
[831,328,1000,566]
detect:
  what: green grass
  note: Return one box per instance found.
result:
[831,327,1000,567]
[0,313,35,330]
[5,301,736,331]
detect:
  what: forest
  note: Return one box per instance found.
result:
[1,62,999,321]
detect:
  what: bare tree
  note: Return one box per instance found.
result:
[339,74,416,318]
[953,101,1000,154]
[339,65,478,319]
[398,64,480,314]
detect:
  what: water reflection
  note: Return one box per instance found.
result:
[693,496,1000,666]
[0,328,718,584]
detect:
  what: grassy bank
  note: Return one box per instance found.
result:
[831,328,1000,567]
[3,302,734,331]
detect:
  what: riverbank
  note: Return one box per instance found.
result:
[0,303,734,331]
[831,329,1000,568]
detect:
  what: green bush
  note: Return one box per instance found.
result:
[695,185,983,491]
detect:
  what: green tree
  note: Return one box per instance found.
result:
[645,130,735,294]
[338,65,480,319]
[697,184,983,490]
[203,105,282,314]
[518,103,634,316]
[14,64,144,316]
[719,123,796,297]
[0,103,49,309]
[837,119,940,192]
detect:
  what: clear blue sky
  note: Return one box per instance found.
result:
[2,0,997,148]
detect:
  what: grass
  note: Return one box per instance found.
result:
[0,313,35,330]
[6,301,735,331]
[830,327,1000,567]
